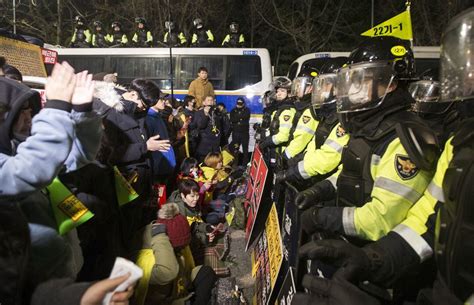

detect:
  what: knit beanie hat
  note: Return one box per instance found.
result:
[157,203,191,249]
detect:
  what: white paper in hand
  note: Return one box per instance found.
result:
[103,257,143,305]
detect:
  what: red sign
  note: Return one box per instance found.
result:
[41,48,58,65]
[245,145,269,250]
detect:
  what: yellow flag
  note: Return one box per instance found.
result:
[361,10,413,40]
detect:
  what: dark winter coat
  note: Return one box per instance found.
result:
[146,108,175,177]
[230,106,250,134]
[95,86,151,197]
[189,108,223,156]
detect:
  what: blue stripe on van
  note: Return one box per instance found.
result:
[169,94,263,114]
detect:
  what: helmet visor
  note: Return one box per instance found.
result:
[409,80,441,103]
[336,62,395,113]
[311,73,337,109]
[291,76,312,98]
[440,11,474,103]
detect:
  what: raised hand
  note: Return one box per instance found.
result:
[72,70,95,105]
[45,61,76,102]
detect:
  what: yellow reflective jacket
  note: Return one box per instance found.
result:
[270,107,296,147]
[298,123,349,179]
[390,137,453,261]
[284,107,318,159]
[342,137,435,241]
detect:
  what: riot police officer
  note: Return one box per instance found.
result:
[409,68,460,146]
[91,21,108,48]
[294,9,474,304]
[276,58,349,189]
[70,15,91,48]
[105,21,129,47]
[221,22,245,47]
[132,17,153,47]
[300,36,439,242]
[258,77,296,165]
[162,20,187,47]
[191,18,214,47]
[280,67,319,164]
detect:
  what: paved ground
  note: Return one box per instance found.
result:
[214,228,254,304]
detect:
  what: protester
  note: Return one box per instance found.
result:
[188,67,215,109]
[189,95,223,162]
[229,97,250,165]
[0,61,134,305]
[133,202,217,305]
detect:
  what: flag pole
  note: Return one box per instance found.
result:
[406,0,413,49]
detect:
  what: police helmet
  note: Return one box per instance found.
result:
[336,36,415,113]
[409,68,449,114]
[311,57,348,114]
[436,10,474,302]
[262,90,274,107]
[165,21,175,30]
[439,8,474,104]
[229,22,239,34]
[271,76,292,91]
[93,20,103,28]
[193,18,203,29]
[111,21,121,29]
[75,15,85,25]
[291,67,319,98]
[135,17,146,25]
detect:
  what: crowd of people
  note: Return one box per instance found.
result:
[0,53,250,305]
[1,6,473,305]
[70,16,246,48]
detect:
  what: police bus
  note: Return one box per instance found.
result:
[51,47,272,115]
[287,46,440,80]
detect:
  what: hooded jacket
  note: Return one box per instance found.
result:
[94,82,151,196]
[0,78,102,305]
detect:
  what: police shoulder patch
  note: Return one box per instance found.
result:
[336,126,346,138]
[283,115,291,122]
[302,115,311,124]
[395,154,419,180]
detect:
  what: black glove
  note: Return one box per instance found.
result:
[151,223,167,236]
[295,185,322,210]
[274,171,286,184]
[280,165,304,185]
[300,206,321,234]
[298,239,371,282]
[292,274,380,305]
[259,137,273,150]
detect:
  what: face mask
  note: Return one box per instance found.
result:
[348,83,369,104]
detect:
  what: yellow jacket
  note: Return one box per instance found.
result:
[188,78,215,108]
